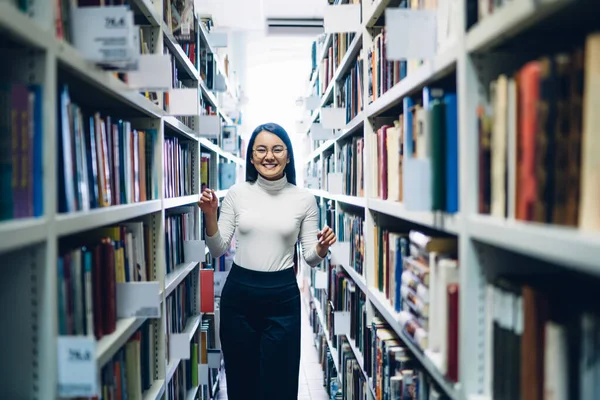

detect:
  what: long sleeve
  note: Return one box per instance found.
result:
[205,189,237,258]
[299,194,324,267]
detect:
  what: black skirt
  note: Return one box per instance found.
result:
[219,263,301,400]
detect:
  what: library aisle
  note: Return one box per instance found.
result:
[3,0,600,399]
[215,298,331,400]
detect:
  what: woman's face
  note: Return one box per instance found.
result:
[251,130,289,181]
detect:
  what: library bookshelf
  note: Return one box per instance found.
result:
[0,0,242,399]
[301,0,600,400]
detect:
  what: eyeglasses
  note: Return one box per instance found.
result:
[253,146,287,158]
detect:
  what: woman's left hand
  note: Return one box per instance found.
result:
[316,225,337,258]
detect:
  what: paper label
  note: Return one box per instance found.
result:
[170,333,191,360]
[57,336,98,397]
[198,364,209,385]
[208,349,221,368]
[323,4,361,33]
[311,123,335,141]
[385,9,438,60]
[116,282,161,319]
[181,23,191,36]
[315,270,328,289]
[126,54,172,91]
[321,108,347,130]
[333,311,351,336]
[71,6,138,64]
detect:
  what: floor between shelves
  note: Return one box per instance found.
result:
[215,298,330,400]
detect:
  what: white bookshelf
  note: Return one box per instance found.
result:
[0,0,242,398]
[302,0,600,400]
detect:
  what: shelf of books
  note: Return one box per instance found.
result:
[0,0,242,398]
[301,0,600,399]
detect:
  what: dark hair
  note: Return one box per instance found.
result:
[245,122,297,186]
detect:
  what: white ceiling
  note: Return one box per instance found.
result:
[198,0,326,31]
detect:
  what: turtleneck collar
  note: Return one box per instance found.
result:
[256,173,288,193]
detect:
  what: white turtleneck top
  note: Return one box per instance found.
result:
[205,174,324,272]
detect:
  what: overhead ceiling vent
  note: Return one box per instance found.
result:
[265,18,324,36]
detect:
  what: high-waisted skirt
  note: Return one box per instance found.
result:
[219,263,301,400]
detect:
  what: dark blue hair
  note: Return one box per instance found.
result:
[245,123,297,186]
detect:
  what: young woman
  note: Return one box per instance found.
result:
[198,122,336,400]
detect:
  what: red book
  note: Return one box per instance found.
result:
[517,62,541,221]
[446,283,459,382]
[200,269,215,313]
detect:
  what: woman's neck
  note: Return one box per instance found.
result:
[256,173,287,193]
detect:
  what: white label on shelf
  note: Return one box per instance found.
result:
[305,95,321,111]
[168,89,199,116]
[214,74,227,92]
[126,54,172,91]
[198,363,209,385]
[330,242,350,267]
[315,270,328,289]
[207,349,221,368]
[214,271,229,296]
[323,4,361,33]
[170,333,191,360]
[184,240,206,263]
[209,32,228,48]
[71,6,138,65]
[385,9,438,60]
[327,172,344,195]
[305,176,320,189]
[403,158,432,211]
[222,138,236,152]
[320,108,347,130]
[333,311,351,336]
[116,282,161,318]
[181,22,191,36]
[57,336,98,397]
[311,123,334,141]
[198,114,221,137]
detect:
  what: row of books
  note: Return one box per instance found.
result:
[310,272,454,399]
[164,136,193,199]
[485,271,600,400]
[99,321,155,399]
[368,315,452,399]
[327,267,368,355]
[367,0,457,105]
[338,54,364,124]
[374,227,460,382]
[336,211,365,277]
[169,312,218,400]
[337,135,365,198]
[317,31,358,98]
[368,27,407,104]
[367,87,459,213]
[59,86,159,213]
[165,209,197,275]
[0,82,44,221]
[310,317,342,397]
[478,33,600,231]
[166,272,195,357]
[57,221,152,339]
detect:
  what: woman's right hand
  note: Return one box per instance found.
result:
[198,188,219,215]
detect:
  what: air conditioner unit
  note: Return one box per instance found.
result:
[265,18,324,36]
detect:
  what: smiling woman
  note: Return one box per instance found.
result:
[246,122,296,184]
[197,122,337,400]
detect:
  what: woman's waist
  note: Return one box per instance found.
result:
[227,261,296,289]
